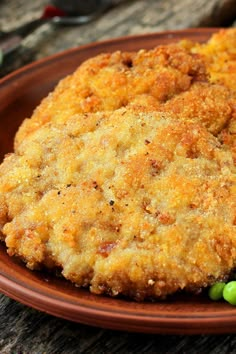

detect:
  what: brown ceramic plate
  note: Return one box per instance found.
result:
[0,28,236,335]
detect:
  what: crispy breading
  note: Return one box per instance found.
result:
[0,29,236,300]
[15,41,235,148]
[0,109,235,300]
[191,29,236,95]
[185,29,236,159]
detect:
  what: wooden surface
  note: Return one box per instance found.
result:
[0,0,236,353]
[0,0,236,75]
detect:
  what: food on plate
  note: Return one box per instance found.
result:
[208,282,226,301]
[190,28,236,95]
[0,108,235,300]
[223,281,236,305]
[0,29,235,300]
[186,28,236,162]
[15,35,235,147]
[210,280,236,306]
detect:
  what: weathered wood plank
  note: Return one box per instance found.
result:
[2,293,236,353]
[0,0,235,76]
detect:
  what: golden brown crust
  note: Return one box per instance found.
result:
[0,29,236,300]
[190,29,236,95]
[15,41,235,146]
[0,109,235,299]
[187,28,236,159]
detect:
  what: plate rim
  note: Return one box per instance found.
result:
[0,27,218,87]
[2,270,236,334]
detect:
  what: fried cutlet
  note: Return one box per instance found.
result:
[0,109,235,300]
[186,28,236,159]
[190,28,236,95]
[0,29,236,301]
[15,41,235,149]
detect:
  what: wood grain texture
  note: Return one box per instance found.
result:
[0,0,236,76]
[0,0,236,352]
[2,294,236,353]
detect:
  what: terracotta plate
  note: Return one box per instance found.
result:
[0,28,236,335]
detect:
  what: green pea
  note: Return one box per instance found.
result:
[208,282,226,301]
[223,281,236,305]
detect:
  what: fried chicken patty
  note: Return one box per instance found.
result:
[0,109,235,300]
[191,29,236,95]
[0,29,236,300]
[187,29,236,160]
[15,37,235,149]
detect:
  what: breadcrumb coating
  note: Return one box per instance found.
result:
[0,109,235,300]
[186,29,236,160]
[15,40,235,147]
[191,29,236,95]
[0,29,236,300]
